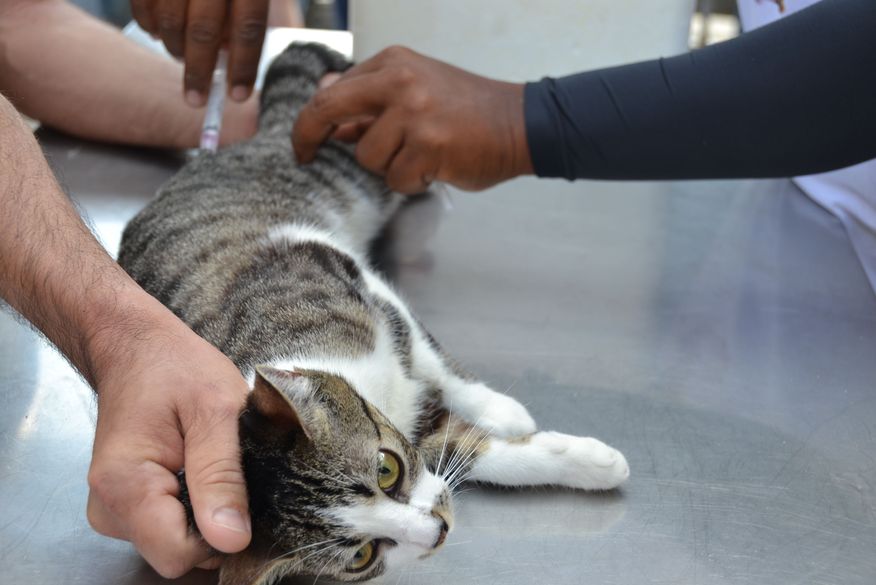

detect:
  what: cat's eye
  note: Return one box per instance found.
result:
[377,450,402,492]
[347,540,376,572]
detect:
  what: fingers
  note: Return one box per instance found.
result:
[182,394,251,554]
[182,0,228,107]
[130,0,157,35]
[332,119,373,143]
[386,144,438,194]
[227,0,270,102]
[155,0,187,57]
[87,490,128,540]
[354,111,406,175]
[130,491,215,577]
[292,71,397,163]
[141,0,270,107]
[318,72,342,90]
[88,459,212,578]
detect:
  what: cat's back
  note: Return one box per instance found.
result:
[117,43,400,356]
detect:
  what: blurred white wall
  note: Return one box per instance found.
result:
[352,0,695,81]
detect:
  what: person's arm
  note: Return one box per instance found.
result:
[0,93,251,577]
[525,0,876,180]
[0,0,257,148]
[292,0,876,191]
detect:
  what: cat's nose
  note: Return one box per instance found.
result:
[431,512,450,549]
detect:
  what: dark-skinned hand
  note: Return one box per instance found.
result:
[292,46,534,194]
[131,0,270,105]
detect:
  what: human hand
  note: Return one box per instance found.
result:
[85,294,251,577]
[292,46,533,194]
[131,0,271,106]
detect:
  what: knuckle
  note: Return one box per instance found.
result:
[234,18,266,45]
[87,464,112,497]
[383,45,412,62]
[211,395,243,420]
[189,456,245,490]
[355,145,384,174]
[188,20,222,45]
[309,89,334,116]
[415,126,447,149]
[393,66,417,88]
[184,70,207,88]
[405,87,431,112]
[157,12,183,33]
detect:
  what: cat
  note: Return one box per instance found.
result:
[117,43,629,585]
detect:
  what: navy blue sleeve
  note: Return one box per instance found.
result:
[524,0,876,181]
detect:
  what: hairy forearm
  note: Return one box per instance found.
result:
[0,0,256,148]
[0,93,173,384]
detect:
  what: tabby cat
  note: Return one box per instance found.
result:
[118,43,629,585]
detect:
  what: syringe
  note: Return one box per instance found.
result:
[199,50,228,152]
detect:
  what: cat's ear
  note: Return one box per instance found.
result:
[249,365,313,440]
[219,541,294,585]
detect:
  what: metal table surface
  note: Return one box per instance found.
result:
[2,130,876,585]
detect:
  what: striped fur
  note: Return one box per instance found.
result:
[118,42,630,585]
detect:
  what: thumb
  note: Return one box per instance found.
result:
[183,396,251,554]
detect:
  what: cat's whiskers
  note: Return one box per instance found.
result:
[445,427,491,491]
[311,546,346,585]
[447,444,485,491]
[325,464,357,485]
[264,537,344,567]
[300,461,355,487]
[440,417,483,483]
[441,419,487,486]
[280,541,343,578]
[435,401,454,476]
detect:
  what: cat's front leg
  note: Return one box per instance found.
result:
[440,379,537,438]
[468,431,630,491]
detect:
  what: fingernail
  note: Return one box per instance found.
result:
[212,507,250,533]
[185,90,205,107]
[231,86,249,102]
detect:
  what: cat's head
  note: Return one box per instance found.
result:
[220,366,453,584]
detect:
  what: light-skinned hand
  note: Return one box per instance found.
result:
[292,46,534,194]
[85,292,251,577]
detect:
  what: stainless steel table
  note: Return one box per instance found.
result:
[3,130,876,585]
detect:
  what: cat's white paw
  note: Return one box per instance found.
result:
[477,392,537,438]
[532,432,630,490]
